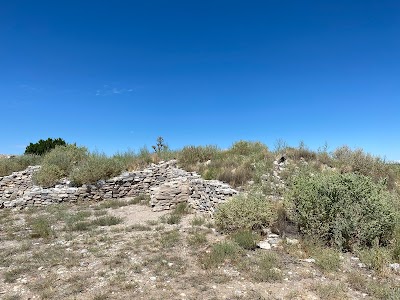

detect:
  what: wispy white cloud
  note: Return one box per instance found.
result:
[95,85,134,96]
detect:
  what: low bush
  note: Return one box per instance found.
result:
[187,231,208,246]
[215,191,276,233]
[178,145,219,169]
[0,155,41,177]
[217,162,254,186]
[252,252,282,282]
[333,145,396,189]
[229,140,269,157]
[70,153,124,186]
[314,248,341,272]
[29,216,54,239]
[357,246,392,273]
[32,164,64,187]
[200,241,241,269]
[285,141,317,162]
[286,171,397,250]
[230,230,257,250]
[33,145,88,187]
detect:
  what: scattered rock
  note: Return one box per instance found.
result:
[257,240,272,250]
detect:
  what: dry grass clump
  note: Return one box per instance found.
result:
[70,152,124,186]
[199,241,241,269]
[333,145,396,189]
[177,141,274,187]
[0,154,41,177]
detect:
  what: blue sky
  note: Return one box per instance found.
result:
[1,1,399,160]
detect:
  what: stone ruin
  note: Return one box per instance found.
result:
[0,160,238,214]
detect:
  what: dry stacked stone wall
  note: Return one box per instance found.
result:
[0,160,237,214]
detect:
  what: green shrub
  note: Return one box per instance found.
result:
[358,246,392,273]
[392,225,400,262]
[0,155,41,177]
[286,171,396,250]
[70,153,123,186]
[314,248,341,272]
[42,145,87,173]
[178,145,219,168]
[215,191,276,233]
[29,216,54,239]
[33,145,88,187]
[229,141,269,157]
[187,231,207,246]
[312,283,347,300]
[25,138,67,156]
[32,164,64,187]
[253,252,282,282]
[191,216,205,226]
[285,141,317,161]
[160,230,181,247]
[333,145,396,189]
[200,241,241,269]
[217,162,254,186]
[231,230,257,250]
[165,214,182,225]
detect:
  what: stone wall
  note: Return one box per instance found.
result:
[0,160,238,214]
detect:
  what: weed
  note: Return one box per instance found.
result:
[191,216,206,226]
[3,267,28,283]
[357,246,391,273]
[130,224,152,231]
[99,199,129,209]
[146,220,159,226]
[252,252,282,282]
[129,194,150,205]
[314,248,341,273]
[215,191,276,233]
[174,202,189,215]
[68,221,92,231]
[200,241,241,269]
[91,216,122,226]
[29,216,54,239]
[312,282,347,300]
[231,230,258,250]
[187,231,208,247]
[160,230,181,248]
[2,295,22,300]
[0,154,41,177]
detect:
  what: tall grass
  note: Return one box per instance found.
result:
[70,152,124,186]
[0,155,42,177]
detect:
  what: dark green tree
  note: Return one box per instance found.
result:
[25,138,67,156]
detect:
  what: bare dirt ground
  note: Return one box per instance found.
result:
[0,200,399,300]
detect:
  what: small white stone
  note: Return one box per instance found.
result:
[389,263,400,272]
[150,276,157,281]
[286,238,299,245]
[257,240,271,250]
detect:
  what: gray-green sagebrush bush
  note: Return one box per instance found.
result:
[215,191,276,233]
[0,155,41,177]
[286,171,397,250]
[70,152,124,186]
[33,145,88,187]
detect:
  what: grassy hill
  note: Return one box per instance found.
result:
[0,140,399,299]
